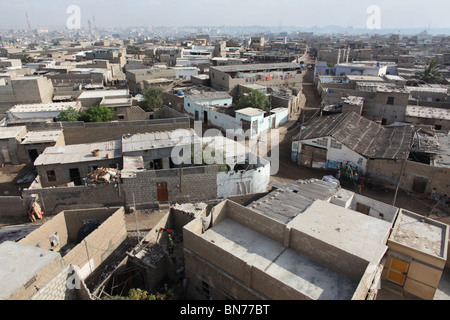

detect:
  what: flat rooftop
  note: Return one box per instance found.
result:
[405,106,450,121]
[0,126,26,139]
[211,62,300,73]
[122,129,199,153]
[0,241,61,300]
[390,210,448,259]
[288,200,390,264]
[20,130,63,145]
[201,218,358,300]
[9,102,79,113]
[235,107,265,117]
[185,91,232,101]
[34,140,122,166]
[77,89,129,99]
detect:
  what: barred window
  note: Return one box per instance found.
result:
[330,139,342,149]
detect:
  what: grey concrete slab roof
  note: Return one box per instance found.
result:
[235,107,265,117]
[405,106,450,121]
[0,126,26,139]
[202,218,358,300]
[185,91,232,101]
[121,129,199,153]
[210,62,300,73]
[21,130,63,144]
[34,140,122,166]
[288,200,390,264]
[0,241,61,300]
[390,210,448,259]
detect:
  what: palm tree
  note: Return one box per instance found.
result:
[414,59,445,84]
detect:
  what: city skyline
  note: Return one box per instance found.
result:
[0,0,449,31]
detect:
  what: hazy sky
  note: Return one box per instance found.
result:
[1,0,449,30]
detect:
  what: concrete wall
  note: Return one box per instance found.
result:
[0,196,27,218]
[367,159,450,195]
[63,207,127,280]
[22,184,125,215]
[30,265,79,300]
[0,126,27,164]
[217,158,270,199]
[288,226,370,281]
[36,157,122,188]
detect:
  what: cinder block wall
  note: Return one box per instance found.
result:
[183,218,249,285]
[30,265,78,300]
[63,207,127,280]
[22,184,125,215]
[251,265,311,300]
[0,196,26,218]
[122,166,218,206]
[289,228,369,280]
[7,254,64,300]
[19,212,69,250]
[226,201,286,244]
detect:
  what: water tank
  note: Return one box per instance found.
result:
[177,91,185,97]
[377,62,380,67]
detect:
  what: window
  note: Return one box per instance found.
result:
[201,280,211,299]
[387,96,395,105]
[47,170,56,182]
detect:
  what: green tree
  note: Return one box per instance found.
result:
[236,88,270,112]
[140,86,164,112]
[55,107,80,122]
[414,59,446,84]
[226,39,240,47]
[21,54,35,64]
[126,45,141,56]
[80,105,115,122]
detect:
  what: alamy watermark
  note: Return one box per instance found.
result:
[170,121,280,175]
[366,5,381,30]
[66,5,81,30]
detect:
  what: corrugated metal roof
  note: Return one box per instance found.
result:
[293,112,413,160]
[247,179,339,224]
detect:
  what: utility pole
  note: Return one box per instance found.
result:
[133,193,140,244]
[392,157,407,207]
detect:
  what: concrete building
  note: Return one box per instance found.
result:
[183,179,389,300]
[34,140,122,187]
[19,130,65,163]
[0,76,54,116]
[0,125,27,165]
[0,207,127,300]
[384,210,449,300]
[209,63,303,95]
[183,178,448,300]
[404,106,450,131]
